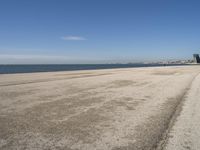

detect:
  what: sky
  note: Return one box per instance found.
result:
[0,0,200,64]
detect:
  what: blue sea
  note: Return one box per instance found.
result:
[0,64,189,74]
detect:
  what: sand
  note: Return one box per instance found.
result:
[160,68,200,150]
[0,66,200,150]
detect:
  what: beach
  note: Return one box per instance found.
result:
[0,66,200,150]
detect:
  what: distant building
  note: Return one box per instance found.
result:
[193,54,200,63]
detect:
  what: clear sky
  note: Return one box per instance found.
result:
[0,0,200,64]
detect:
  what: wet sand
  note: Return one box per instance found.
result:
[0,66,200,150]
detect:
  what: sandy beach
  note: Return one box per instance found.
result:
[0,66,200,150]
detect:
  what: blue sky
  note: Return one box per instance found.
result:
[0,0,200,64]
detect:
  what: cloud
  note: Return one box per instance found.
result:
[61,36,86,41]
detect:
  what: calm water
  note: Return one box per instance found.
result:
[0,64,188,74]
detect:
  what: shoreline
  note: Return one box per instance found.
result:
[0,63,195,74]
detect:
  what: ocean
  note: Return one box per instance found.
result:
[0,64,189,74]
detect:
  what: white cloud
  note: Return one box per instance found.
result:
[61,36,86,41]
